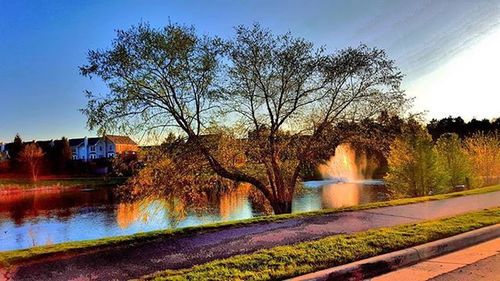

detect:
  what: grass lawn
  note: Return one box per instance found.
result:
[0,184,499,268]
[0,177,127,189]
[144,207,500,281]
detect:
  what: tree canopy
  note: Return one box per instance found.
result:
[81,23,409,213]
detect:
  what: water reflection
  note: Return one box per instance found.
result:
[322,183,361,208]
[0,181,385,251]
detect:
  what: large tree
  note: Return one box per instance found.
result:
[81,23,408,214]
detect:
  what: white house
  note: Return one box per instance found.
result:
[70,135,138,161]
[0,142,8,162]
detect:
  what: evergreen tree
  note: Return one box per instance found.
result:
[54,137,72,173]
[9,134,24,172]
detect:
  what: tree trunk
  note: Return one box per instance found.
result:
[271,200,292,214]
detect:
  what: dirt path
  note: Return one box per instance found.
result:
[3,191,500,281]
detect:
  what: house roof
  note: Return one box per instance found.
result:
[87,137,100,146]
[69,138,84,147]
[2,136,137,149]
[106,135,137,145]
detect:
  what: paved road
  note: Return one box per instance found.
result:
[3,191,500,281]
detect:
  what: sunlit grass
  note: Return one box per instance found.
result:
[0,177,127,189]
[0,184,498,267]
[144,208,500,281]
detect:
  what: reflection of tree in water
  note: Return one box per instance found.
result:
[0,187,115,225]
[219,184,251,219]
[116,182,273,227]
[116,202,140,229]
[116,197,188,229]
[118,141,260,225]
[163,198,187,228]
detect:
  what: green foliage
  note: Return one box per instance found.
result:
[145,208,500,281]
[435,133,474,188]
[464,132,500,187]
[385,123,449,197]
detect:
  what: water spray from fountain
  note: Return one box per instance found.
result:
[318,143,369,183]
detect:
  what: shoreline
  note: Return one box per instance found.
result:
[0,177,127,194]
[1,184,499,268]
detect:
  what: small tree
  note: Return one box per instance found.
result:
[20,143,45,182]
[435,133,474,188]
[464,132,500,187]
[385,123,449,197]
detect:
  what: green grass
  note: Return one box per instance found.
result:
[0,184,498,267]
[0,177,127,189]
[144,208,500,281]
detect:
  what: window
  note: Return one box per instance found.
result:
[90,154,96,160]
[90,146,95,152]
[99,146,103,151]
[109,145,113,150]
[107,152,114,158]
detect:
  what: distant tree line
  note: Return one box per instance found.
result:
[427,116,500,140]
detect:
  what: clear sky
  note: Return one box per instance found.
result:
[1,0,499,142]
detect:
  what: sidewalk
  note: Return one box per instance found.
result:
[372,237,500,281]
[4,191,500,281]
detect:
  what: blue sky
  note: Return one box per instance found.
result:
[1,0,499,142]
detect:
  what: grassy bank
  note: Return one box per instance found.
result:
[0,177,127,189]
[144,208,500,281]
[0,184,499,267]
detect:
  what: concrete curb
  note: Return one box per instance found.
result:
[287,224,500,281]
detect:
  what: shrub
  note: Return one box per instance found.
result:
[435,133,474,188]
[464,132,500,187]
[385,124,449,197]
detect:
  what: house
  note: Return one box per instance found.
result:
[70,135,138,161]
[0,135,138,162]
[0,142,8,162]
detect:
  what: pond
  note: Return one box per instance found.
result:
[0,180,386,251]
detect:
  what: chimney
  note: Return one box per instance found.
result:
[84,137,88,161]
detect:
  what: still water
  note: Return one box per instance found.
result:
[0,181,385,251]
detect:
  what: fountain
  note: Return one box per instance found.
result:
[318,143,369,182]
[306,143,385,208]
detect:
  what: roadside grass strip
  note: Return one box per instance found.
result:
[143,208,500,281]
[1,184,499,267]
